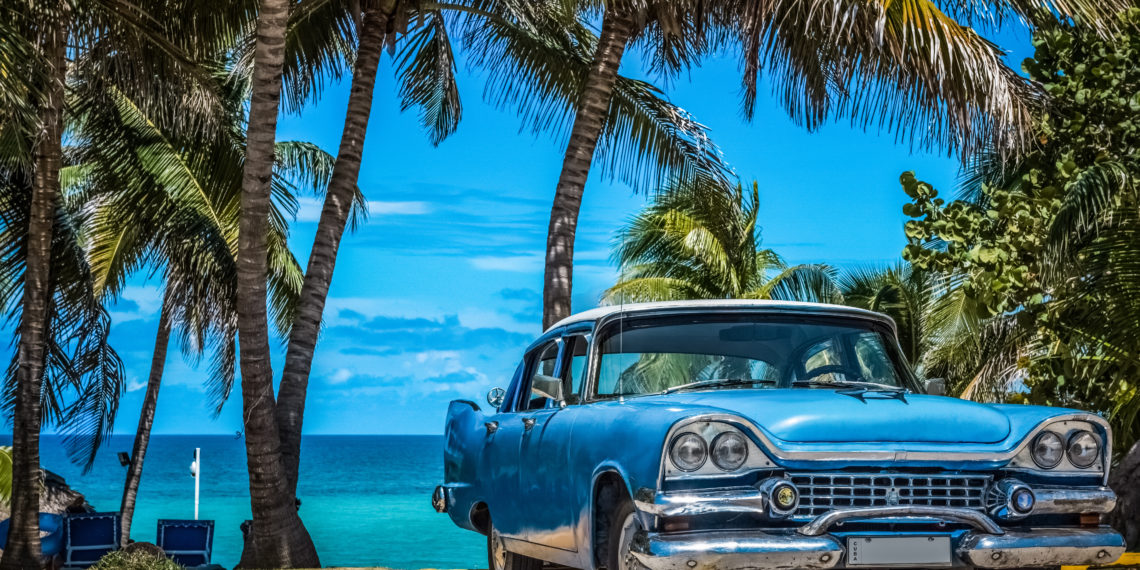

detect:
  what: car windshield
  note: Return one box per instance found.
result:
[594,314,910,398]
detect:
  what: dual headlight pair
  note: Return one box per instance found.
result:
[1031,430,1100,469]
[669,430,749,472]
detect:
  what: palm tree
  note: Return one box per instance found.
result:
[838,263,931,366]
[234,0,325,563]
[541,0,1129,328]
[603,177,841,304]
[69,59,353,544]
[538,0,727,328]
[0,0,233,563]
[270,0,731,521]
[0,149,127,570]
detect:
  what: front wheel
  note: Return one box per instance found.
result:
[488,524,542,570]
[608,500,648,570]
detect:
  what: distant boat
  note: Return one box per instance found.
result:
[0,512,64,557]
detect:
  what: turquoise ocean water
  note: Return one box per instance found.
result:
[27,435,485,569]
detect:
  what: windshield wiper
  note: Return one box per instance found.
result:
[663,378,776,394]
[792,379,908,402]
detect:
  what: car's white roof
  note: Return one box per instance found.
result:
[547,299,888,332]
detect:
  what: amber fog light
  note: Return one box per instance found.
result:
[758,478,799,516]
[669,433,707,472]
[774,484,798,511]
[710,432,749,471]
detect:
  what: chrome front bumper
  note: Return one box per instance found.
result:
[631,486,1124,569]
[630,527,1125,570]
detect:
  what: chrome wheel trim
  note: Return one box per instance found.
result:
[490,528,508,570]
[617,511,646,570]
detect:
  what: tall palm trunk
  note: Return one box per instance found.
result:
[1110,440,1140,548]
[276,8,387,498]
[0,12,65,570]
[235,0,319,566]
[541,7,634,330]
[118,298,171,547]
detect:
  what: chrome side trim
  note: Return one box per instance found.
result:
[631,529,842,570]
[659,412,1112,483]
[958,527,1125,568]
[634,487,768,519]
[1033,486,1117,515]
[797,506,1005,536]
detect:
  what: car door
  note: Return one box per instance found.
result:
[519,331,589,551]
[483,342,555,541]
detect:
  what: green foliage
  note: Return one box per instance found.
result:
[604,176,841,304]
[900,9,1140,450]
[91,550,182,570]
[0,446,11,505]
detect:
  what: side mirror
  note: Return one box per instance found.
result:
[530,374,564,403]
[924,378,946,396]
[487,387,506,409]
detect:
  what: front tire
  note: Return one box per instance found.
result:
[607,500,648,570]
[488,524,542,570]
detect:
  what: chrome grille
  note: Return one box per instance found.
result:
[789,472,992,520]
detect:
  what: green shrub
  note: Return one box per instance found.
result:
[91,550,183,570]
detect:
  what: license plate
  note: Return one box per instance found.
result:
[847,536,952,567]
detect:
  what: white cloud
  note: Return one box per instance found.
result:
[369,201,431,216]
[329,368,354,384]
[469,254,544,272]
[127,377,147,392]
[109,285,164,323]
[295,197,431,222]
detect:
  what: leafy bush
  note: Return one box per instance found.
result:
[91,550,182,570]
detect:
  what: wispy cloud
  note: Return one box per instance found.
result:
[469,254,543,272]
[295,197,431,222]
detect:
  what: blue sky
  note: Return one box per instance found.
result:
[42,21,1035,436]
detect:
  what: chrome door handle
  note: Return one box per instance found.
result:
[522,417,536,430]
[484,421,499,435]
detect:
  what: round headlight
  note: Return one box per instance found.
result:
[669,433,707,472]
[711,432,749,471]
[1067,431,1100,468]
[1031,431,1064,469]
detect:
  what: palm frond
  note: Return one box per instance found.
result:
[397,10,462,146]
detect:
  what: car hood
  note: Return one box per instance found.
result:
[638,389,1012,444]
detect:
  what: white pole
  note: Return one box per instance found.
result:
[193,448,200,520]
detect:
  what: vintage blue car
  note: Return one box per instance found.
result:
[433,300,1125,570]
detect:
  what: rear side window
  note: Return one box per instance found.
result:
[563,335,589,404]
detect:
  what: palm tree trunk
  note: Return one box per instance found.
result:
[1109,440,1140,548]
[235,0,319,566]
[541,7,634,330]
[0,11,65,570]
[118,298,172,547]
[275,7,388,499]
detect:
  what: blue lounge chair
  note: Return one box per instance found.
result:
[62,512,120,569]
[156,519,213,567]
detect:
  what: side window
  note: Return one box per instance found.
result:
[563,335,589,404]
[525,341,561,410]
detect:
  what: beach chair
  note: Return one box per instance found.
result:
[156,519,214,567]
[62,512,120,569]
